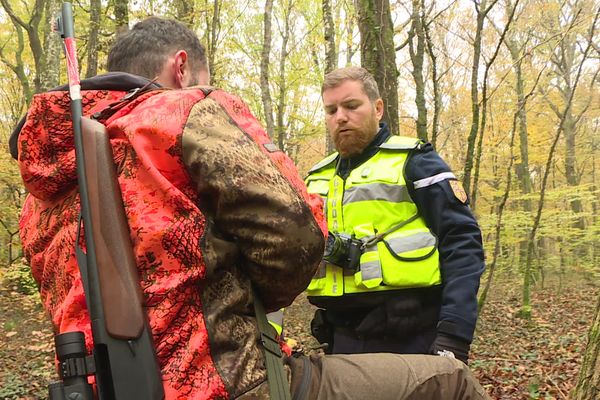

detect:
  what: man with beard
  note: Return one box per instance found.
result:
[305,67,485,365]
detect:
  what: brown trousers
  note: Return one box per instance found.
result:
[289,353,488,400]
[239,353,489,400]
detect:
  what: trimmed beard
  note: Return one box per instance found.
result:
[332,116,379,158]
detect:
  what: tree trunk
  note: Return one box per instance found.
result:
[408,0,427,141]
[558,38,586,231]
[203,0,221,85]
[480,60,538,310]
[0,24,33,104]
[114,0,129,36]
[260,0,276,139]
[174,0,195,28]
[592,128,599,267]
[506,35,534,275]
[39,0,61,91]
[463,0,493,193]
[323,0,337,74]
[479,112,518,313]
[470,0,517,210]
[423,6,440,148]
[276,0,292,151]
[85,0,102,78]
[0,0,45,94]
[544,5,598,254]
[323,0,337,153]
[344,3,356,66]
[573,294,600,400]
[355,0,399,136]
[564,110,585,229]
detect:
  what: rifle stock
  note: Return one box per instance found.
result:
[81,117,144,339]
[79,117,164,399]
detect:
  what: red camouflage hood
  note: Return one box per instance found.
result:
[13,72,160,201]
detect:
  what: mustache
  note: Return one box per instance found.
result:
[335,126,354,134]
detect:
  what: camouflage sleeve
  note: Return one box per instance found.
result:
[181,95,324,311]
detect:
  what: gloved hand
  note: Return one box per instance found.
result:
[430,333,470,364]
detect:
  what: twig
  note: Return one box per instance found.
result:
[547,376,568,399]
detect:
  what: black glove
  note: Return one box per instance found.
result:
[430,333,470,364]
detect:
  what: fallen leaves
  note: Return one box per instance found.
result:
[0,276,597,400]
[471,277,599,399]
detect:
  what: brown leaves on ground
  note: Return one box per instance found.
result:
[0,287,55,399]
[0,277,597,399]
[471,278,598,399]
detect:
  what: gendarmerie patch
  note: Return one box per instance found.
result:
[450,180,468,204]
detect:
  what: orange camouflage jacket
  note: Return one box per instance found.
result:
[16,73,326,399]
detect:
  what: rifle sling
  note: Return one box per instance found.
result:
[252,288,292,400]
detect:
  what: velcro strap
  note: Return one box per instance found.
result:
[261,332,283,357]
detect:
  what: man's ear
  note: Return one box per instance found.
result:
[374,98,384,121]
[173,50,189,88]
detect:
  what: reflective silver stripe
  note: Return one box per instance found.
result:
[378,140,419,150]
[343,183,411,205]
[413,172,456,189]
[308,153,339,173]
[267,309,284,326]
[360,260,382,281]
[386,232,436,254]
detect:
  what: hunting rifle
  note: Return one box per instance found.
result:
[47,5,290,399]
[48,3,164,399]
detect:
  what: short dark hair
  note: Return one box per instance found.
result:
[107,17,207,80]
[322,66,380,102]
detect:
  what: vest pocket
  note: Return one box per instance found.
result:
[306,178,330,213]
[378,229,441,288]
[353,223,383,289]
[306,178,330,197]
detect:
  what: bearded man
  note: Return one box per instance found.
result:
[305,67,485,365]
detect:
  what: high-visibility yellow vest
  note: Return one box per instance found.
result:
[305,136,441,297]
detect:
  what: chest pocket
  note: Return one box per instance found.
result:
[306,178,330,197]
[349,160,402,185]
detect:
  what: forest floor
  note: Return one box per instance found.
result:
[0,274,597,400]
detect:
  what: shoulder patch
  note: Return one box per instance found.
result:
[449,180,468,204]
